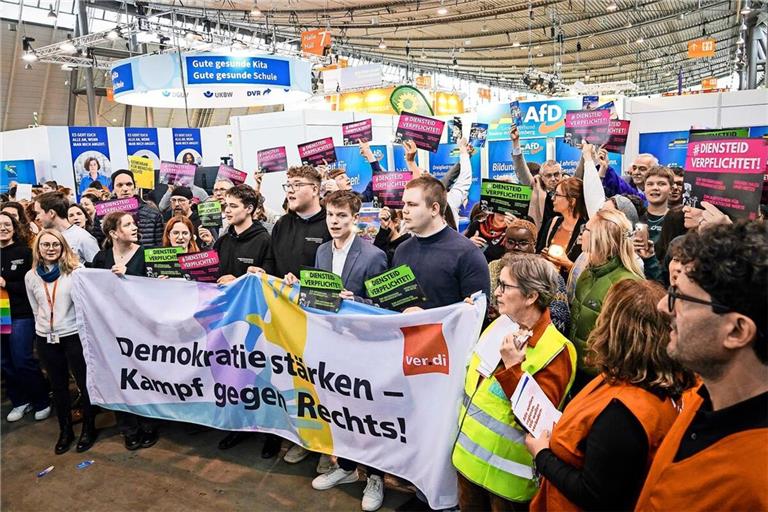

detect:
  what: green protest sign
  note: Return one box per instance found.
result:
[479,179,532,217]
[144,247,184,279]
[197,201,223,228]
[299,267,344,312]
[364,264,426,311]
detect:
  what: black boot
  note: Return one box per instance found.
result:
[260,434,281,459]
[76,417,98,453]
[55,428,75,455]
[218,431,249,450]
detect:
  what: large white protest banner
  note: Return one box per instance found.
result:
[72,269,486,508]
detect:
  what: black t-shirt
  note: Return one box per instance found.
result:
[646,213,665,246]
[92,247,147,277]
[0,242,33,319]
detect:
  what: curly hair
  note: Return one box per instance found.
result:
[677,220,768,363]
[505,219,538,241]
[287,165,321,186]
[586,279,697,398]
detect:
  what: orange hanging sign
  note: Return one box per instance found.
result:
[688,39,716,58]
[415,75,432,89]
[701,77,718,90]
[301,29,332,57]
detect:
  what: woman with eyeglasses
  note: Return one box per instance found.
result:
[161,215,200,255]
[538,177,589,278]
[525,279,696,512]
[569,208,644,394]
[453,252,577,510]
[488,219,571,334]
[1,212,51,423]
[24,229,97,454]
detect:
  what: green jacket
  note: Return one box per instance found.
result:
[569,257,641,370]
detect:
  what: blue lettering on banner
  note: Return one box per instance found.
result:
[185,56,291,86]
[111,63,134,94]
[125,128,160,164]
[172,128,203,163]
[488,139,547,181]
[555,138,622,175]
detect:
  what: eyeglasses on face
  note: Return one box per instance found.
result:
[496,279,522,293]
[40,242,61,249]
[541,172,561,180]
[282,182,315,192]
[505,239,532,249]
[667,285,731,315]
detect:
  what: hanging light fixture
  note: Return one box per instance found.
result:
[512,40,521,47]
[606,1,619,12]
[437,0,448,15]
[22,36,37,62]
[60,34,76,54]
[47,4,57,18]
[636,31,645,44]
[378,38,387,49]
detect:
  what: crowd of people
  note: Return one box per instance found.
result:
[1,132,766,512]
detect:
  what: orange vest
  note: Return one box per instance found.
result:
[635,385,768,512]
[531,375,679,512]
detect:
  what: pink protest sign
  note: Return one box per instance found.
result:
[298,137,337,166]
[159,161,196,187]
[342,119,373,145]
[178,249,220,283]
[683,137,767,220]
[395,112,445,152]
[216,165,247,185]
[564,109,611,146]
[604,120,631,154]
[94,197,139,217]
[372,171,412,207]
[257,146,288,173]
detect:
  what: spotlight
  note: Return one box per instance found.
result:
[25,63,32,70]
[512,41,521,47]
[481,23,488,32]
[61,63,74,71]
[464,39,472,46]
[437,1,448,15]
[60,34,76,54]
[47,4,56,18]
[378,38,386,49]
[740,4,751,14]
[452,57,458,68]
[636,34,645,44]
[606,1,619,12]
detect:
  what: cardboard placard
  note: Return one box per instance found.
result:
[178,249,220,282]
[216,165,247,185]
[395,112,445,152]
[564,109,611,146]
[364,264,427,312]
[197,201,223,228]
[298,137,337,166]
[480,179,532,217]
[342,119,373,145]
[603,120,631,154]
[257,146,288,173]
[356,208,381,243]
[15,183,32,201]
[683,137,767,220]
[468,123,489,148]
[94,197,139,218]
[159,161,196,187]
[144,247,184,279]
[372,170,411,208]
[298,267,343,312]
[582,95,600,110]
[128,155,155,190]
[448,117,463,143]
[509,101,523,126]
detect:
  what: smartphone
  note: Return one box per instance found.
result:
[634,223,649,246]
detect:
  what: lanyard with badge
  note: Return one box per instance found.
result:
[43,280,59,344]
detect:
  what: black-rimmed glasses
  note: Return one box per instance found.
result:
[667,285,731,315]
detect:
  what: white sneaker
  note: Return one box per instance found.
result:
[311,467,358,491]
[283,443,310,464]
[316,453,337,474]
[361,475,384,511]
[6,404,32,422]
[33,406,51,421]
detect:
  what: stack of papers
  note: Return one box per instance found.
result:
[511,372,562,438]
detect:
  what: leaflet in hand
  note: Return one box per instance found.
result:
[473,315,517,377]
[511,372,562,438]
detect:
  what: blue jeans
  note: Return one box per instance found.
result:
[0,318,50,410]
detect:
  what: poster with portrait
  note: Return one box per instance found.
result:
[69,127,112,197]
[172,128,203,165]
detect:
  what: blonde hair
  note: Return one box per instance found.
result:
[31,229,80,275]
[588,209,644,278]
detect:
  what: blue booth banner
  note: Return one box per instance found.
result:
[488,139,547,181]
[0,159,36,193]
[69,127,112,195]
[638,130,690,168]
[332,145,388,200]
[125,128,160,167]
[749,125,768,139]
[478,98,582,140]
[110,52,312,108]
[555,138,622,176]
[429,144,482,219]
[173,128,203,165]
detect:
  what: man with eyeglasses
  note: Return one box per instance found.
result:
[509,125,561,229]
[636,221,767,512]
[625,153,657,193]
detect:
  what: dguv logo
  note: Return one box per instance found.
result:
[401,324,449,376]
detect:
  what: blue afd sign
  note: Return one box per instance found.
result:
[111,63,134,94]
[478,98,582,140]
[186,56,290,86]
[488,139,547,181]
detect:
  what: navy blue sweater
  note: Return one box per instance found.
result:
[393,226,490,309]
